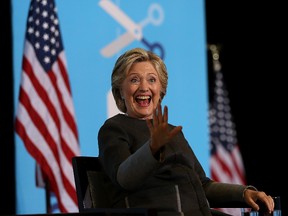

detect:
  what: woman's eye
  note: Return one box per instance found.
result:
[131,78,139,83]
[149,78,156,83]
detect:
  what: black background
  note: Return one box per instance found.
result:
[1,1,286,215]
[206,1,286,215]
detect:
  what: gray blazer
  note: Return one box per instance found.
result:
[98,114,247,216]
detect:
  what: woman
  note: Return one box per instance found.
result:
[97,47,274,216]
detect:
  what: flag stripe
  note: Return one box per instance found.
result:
[15,0,80,212]
[15,104,76,207]
[211,145,244,184]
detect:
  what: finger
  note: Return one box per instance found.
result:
[168,126,182,139]
[268,196,275,212]
[163,105,168,123]
[259,194,274,213]
[262,194,274,212]
[153,107,159,127]
[157,103,163,123]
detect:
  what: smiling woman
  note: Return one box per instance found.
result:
[120,61,161,118]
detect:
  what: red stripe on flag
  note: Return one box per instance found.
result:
[48,69,78,162]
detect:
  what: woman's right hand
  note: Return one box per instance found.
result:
[146,103,182,155]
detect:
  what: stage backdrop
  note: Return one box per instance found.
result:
[13,0,208,213]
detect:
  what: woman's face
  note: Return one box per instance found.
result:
[120,61,162,119]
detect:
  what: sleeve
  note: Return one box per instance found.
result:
[203,181,248,204]
[98,119,161,190]
[117,140,161,190]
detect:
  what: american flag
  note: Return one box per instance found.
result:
[209,65,246,215]
[15,0,80,212]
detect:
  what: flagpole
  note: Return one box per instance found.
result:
[45,179,51,213]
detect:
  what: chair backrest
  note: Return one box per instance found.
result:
[72,156,115,211]
[72,156,95,211]
[72,156,157,216]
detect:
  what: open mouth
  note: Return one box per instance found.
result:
[135,95,151,107]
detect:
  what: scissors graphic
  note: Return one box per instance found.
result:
[99,0,165,59]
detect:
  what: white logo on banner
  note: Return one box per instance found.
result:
[99,0,165,59]
[99,0,165,117]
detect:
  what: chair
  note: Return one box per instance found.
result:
[72,156,156,215]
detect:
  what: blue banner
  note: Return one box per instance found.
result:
[13,0,208,213]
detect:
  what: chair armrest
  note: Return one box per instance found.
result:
[209,200,249,208]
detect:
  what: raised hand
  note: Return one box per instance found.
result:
[146,104,182,155]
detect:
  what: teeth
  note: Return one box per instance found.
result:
[136,96,150,100]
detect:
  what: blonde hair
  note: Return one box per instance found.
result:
[111,48,168,113]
